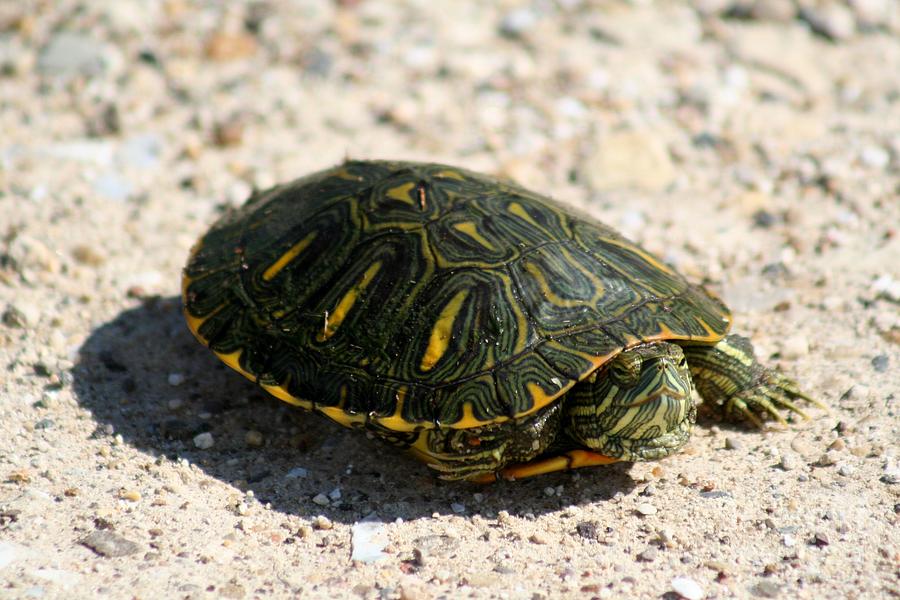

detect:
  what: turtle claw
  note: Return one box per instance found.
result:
[726,369,820,429]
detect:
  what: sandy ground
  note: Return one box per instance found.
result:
[1,1,899,598]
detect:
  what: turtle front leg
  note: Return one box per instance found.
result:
[682,334,826,427]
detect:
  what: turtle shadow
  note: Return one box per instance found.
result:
[73,296,637,524]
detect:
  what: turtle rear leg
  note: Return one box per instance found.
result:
[682,334,826,427]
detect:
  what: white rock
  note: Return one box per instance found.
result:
[312,493,330,506]
[871,274,900,302]
[93,172,133,202]
[192,432,214,449]
[636,503,658,516]
[37,33,122,77]
[351,518,388,563]
[671,576,704,600]
[860,145,890,169]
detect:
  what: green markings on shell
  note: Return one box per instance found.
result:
[494,351,575,419]
[395,267,537,385]
[426,212,518,267]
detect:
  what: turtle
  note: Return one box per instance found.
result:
[182,160,823,482]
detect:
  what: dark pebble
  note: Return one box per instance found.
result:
[33,363,52,377]
[871,354,889,372]
[246,468,272,484]
[34,418,54,430]
[80,530,141,557]
[752,209,777,228]
[699,491,733,499]
[2,306,27,328]
[575,521,601,541]
[812,532,830,547]
[724,437,743,451]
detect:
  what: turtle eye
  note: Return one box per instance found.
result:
[466,436,482,447]
[609,353,642,387]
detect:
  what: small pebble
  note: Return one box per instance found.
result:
[724,437,743,451]
[192,432,214,449]
[671,576,704,600]
[880,464,900,485]
[71,245,106,266]
[870,354,889,373]
[498,8,537,37]
[817,451,840,467]
[312,493,330,506]
[637,547,658,561]
[167,373,185,387]
[779,453,800,471]
[313,515,333,530]
[205,31,257,61]
[450,502,466,514]
[328,487,342,501]
[119,490,141,502]
[812,532,830,547]
[351,520,388,563]
[79,531,140,557]
[871,274,900,302]
[244,430,264,447]
[285,467,308,479]
[575,521,600,541]
[860,145,890,169]
[167,398,183,411]
[753,580,781,598]
[655,528,676,548]
[783,534,796,547]
[636,503,657,516]
[529,532,549,545]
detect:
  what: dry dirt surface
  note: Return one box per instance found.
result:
[1,1,899,599]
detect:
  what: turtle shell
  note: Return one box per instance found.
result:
[182,160,731,432]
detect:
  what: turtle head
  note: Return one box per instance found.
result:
[565,342,696,461]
